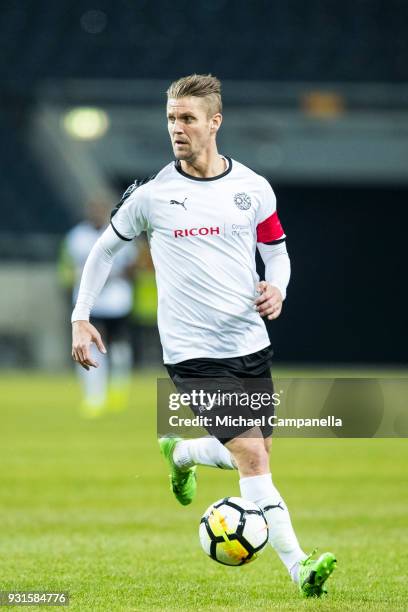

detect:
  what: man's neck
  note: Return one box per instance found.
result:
[180,150,227,179]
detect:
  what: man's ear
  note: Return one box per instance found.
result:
[210,113,222,132]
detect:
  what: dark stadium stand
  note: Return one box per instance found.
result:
[1,0,407,239]
[0,110,73,236]
[0,0,407,84]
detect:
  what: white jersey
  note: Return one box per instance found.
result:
[65,221,137,318]
[110,157,286,364]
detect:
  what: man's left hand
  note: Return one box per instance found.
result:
[254,281,283,320]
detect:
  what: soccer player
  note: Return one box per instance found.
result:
[62,198,137,416]
[71,74,336,596]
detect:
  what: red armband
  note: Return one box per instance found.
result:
[256,212,285,243]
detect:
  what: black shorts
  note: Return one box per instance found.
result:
[90,315,130,344]
[166,345,275,444]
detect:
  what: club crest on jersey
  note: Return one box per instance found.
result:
[234,192,251,210]
[170,197,187,210]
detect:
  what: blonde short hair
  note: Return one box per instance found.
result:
[166,74,222,117]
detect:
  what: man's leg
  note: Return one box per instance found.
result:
[159,435,236,506]
[77,342,108,417]
[226,432,307,582]
[160,370,238,502]
[227,431,336,596]
[105,317,132,412]
[108,339,132,411]
[173,436,236,470]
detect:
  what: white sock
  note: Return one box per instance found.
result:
[77,344,108,405]
[239,473,307,581]
[173,437,236,470]
[109,341,132,387]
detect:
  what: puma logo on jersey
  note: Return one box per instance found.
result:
[170,197,187,210]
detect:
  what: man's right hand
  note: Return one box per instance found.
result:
[72,320,107,370]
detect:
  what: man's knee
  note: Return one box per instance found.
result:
[226,435,269,477]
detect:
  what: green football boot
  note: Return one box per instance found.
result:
[299,549,337,597]
[158,436,197,506]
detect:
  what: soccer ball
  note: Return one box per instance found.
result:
[199,497,269,566]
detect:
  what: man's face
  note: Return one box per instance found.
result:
[167,96,218,161]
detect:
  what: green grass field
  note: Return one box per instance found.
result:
[1,371,408,611]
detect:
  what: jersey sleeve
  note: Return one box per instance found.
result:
[255,178,286,244]
[71,225,130,323]
[110,179,150,241]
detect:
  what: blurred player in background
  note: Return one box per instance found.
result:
[60,198,138,417]
[71,75,336,597]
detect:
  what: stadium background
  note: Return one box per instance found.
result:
[1,1,407,610]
